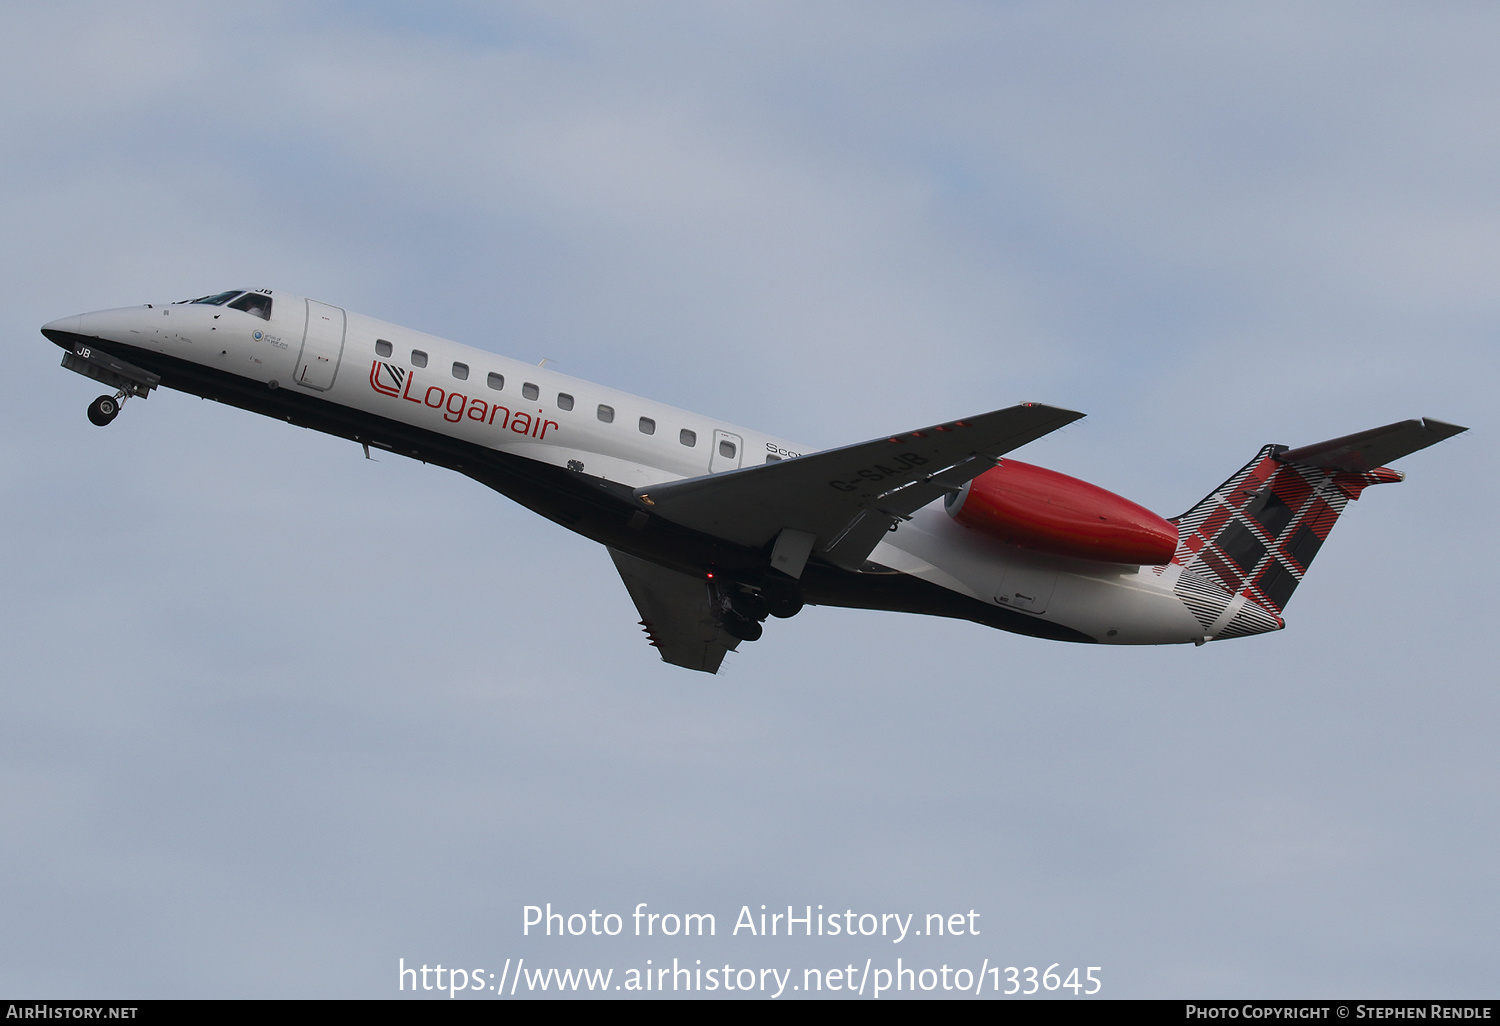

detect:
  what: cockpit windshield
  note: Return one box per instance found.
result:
[188,290,243,306]
[173,290,273,320]
[228,292,272,320]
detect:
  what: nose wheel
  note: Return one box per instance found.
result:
[87,393,123,427]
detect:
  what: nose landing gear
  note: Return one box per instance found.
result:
[87,392,125,426]
[60,342,158,426]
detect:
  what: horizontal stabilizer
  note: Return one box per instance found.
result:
[636,403,1084,571]
[1277,418,1467,473]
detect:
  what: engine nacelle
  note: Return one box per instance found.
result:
[946,459,1178,565]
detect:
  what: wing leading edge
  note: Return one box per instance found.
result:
[635,403,1084,574]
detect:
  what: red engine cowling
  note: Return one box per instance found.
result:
[946,459,1178,565]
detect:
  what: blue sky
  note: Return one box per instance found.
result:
[1,1,1495,998]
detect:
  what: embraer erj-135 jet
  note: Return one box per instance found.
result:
[44,289,1465,673]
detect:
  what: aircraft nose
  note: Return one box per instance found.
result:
[40,314,84,345]
[41,306,152,349]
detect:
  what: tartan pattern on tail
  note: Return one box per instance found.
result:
[1171,444,1402,633]
[1216,598,1284,639]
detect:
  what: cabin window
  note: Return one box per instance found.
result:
[487,372,504,390]
[523,382,539,400]
[719,439,737,458]
[597,404,615,423]
[679,428,697,447]
[411,350,428,368]
[228,293,272,320]
[452,362,469,380]
[639,417,656,435]
[375,339,392,358]
[557,393,574,411]
[765,454,781,463]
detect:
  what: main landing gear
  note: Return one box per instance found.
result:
[721,588,767,642]
[722,611,763,643]
[87,392,125,426]
[714,574,805,643]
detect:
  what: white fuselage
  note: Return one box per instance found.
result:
[47,289,1214,647]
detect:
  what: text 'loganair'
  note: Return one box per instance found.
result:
[369,358,558,438]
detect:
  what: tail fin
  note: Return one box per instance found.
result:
[1170,418,1465,640]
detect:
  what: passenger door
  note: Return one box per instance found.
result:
[294,299,346,391]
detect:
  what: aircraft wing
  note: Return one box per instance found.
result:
[635,403,1084,573]
[609,548,740,673]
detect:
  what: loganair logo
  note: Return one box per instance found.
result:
[370,360,407,396]
[368,360,559,439]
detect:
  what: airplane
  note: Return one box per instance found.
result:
[42,288,1466,673]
